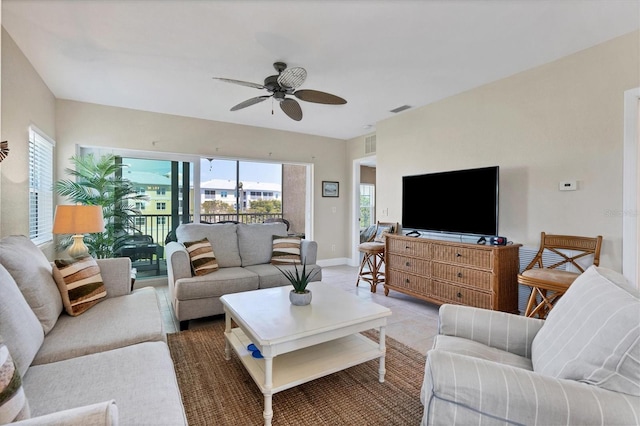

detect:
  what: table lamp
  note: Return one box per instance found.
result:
[52,205,105,258]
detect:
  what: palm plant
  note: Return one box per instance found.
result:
[55,153,149,258]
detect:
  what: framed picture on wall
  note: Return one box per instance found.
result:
[322,181,339,197]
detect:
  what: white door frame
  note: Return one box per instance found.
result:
[623,88,639,287]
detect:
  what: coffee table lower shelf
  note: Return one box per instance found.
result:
[226,327,384,394]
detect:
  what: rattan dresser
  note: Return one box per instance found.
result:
[384,235,521,313]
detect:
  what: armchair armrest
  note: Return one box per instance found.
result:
[166,242,192,284]
[14,400,118,426]
[96,257,132,298]
[300,240,318,264]
[422,350,640,426]
[438,304,544,358]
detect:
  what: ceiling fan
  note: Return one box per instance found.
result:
[214,62,347,121]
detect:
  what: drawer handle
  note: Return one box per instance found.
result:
[406,261,410,267]
[405,245,410,249]
[405,278,410,283]
[456,292,462,298]
[457,272,463,278]
[456,253,462,257]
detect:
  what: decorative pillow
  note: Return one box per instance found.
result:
[271,235,302,265]
[531,266,640,396]
[53,256,107,317]
[373,223,396,243]
[184,239,219,276]
[0,235,63,334]
[0,342,30,423]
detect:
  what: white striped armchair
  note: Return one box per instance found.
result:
[421,265,640,425]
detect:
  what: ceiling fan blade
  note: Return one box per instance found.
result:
[280,98,303,121]
[230,95,271,111]
[277,67,307,89]
[294,89,347,105]
[213,77,265,90]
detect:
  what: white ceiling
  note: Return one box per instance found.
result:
[2,0,639,140]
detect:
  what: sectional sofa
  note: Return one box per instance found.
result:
[0,235,187,425]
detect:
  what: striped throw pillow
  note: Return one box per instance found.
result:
[271,235,302,265]
[0,343,30,423]
[184,239,219,276]
[53,256,107,316]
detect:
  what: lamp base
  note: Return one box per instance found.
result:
[68,234,90,258]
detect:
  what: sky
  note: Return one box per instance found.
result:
[124,157,282,184]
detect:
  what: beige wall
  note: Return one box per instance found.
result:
[348,31,639,270]
[0,29,56,256]
[54,100,348,260]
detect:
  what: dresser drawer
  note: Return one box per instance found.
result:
[387,255,430,276]
[431,245,492,269]
[387,238,429,258]
[386,270,430,295]
[430,280,492,309]
[431,263,491,290]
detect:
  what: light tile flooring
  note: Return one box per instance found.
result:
[152,265,441,355]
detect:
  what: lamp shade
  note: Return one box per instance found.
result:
[52,205,105,234]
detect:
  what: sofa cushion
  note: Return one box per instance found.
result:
[32,287,165,365]
[176,223,241,268]
[531,266,640,396]
[23,342,187,425]
[0,236,63,334]
[0,265,44,378]
[237,223,287,266]
[174,267,259,300]
[245,263,322,289]
[271,235,302,265]
[0,341,30,423]
[52,256,107,316]
[183,238,219,276]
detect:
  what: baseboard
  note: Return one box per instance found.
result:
[317,257,350,267]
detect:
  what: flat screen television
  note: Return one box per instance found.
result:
[402,166,499,236]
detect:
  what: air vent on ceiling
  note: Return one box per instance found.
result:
[365,134,376,154]
[390,105,412,113]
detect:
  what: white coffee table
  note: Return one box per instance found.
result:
[220,281,391,426]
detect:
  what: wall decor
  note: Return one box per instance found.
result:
[0,141,9,162]
[322,181,339,197]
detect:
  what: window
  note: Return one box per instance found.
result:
[135,202,146,210]
[221,191,228,198]
[135,217,146,226]
[156,188,166,195]
[157,217,166,225]
[137,187,146,194]
[204,189,216,199]
[29,127,55,245]
[156,202,166,210]
[359,184,375,229]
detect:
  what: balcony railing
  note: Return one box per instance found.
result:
[128,212,284,250]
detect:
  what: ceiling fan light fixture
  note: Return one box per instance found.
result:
[277,67,307,89]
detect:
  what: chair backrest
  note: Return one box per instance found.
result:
[370,221,401,243]
[264,217,290,231]
[524,232,603,273]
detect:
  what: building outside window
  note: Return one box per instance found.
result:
[156,202,166,210]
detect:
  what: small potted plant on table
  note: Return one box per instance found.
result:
[276,260,319,306]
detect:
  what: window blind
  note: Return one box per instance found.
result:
[29,127,55,245]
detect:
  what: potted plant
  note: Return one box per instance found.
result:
[276,260,320,306]
[55,153,149,258]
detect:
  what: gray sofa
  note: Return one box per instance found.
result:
[0,235,187,425]
[166,222,322,330]
[421,265,640,425]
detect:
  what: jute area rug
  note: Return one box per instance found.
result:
[167,319,425,425]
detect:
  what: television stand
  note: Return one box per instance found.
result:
[384,234,521,313]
